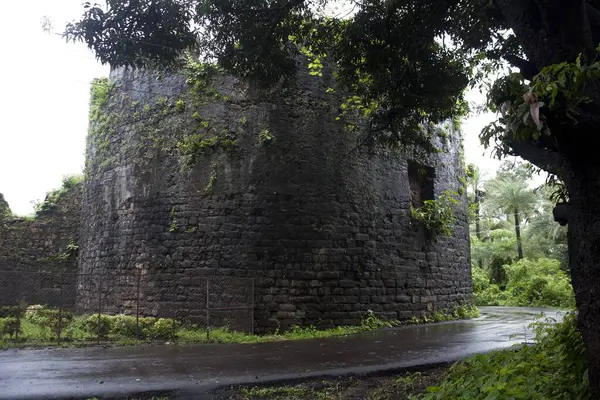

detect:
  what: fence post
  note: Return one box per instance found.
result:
[206,278,210,341]
[171,313,176,342]
[136,269,141,341]
[14,271,22,342]
[57,273,64,344]
[14,284,21,342]
[251,279,255,335]
[97,273,103,344]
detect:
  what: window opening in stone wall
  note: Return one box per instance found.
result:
[408,161,435,208]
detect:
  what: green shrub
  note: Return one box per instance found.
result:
[150,318,180,340]
[62,315,88,340]
[471,267,490,293]
[410,191,459,238]
[86,314,113,338]
[452,304,480,319]
[138,317,158,335]
[24,305,46,323]
[471,258,575,308]
[111,314,139,337]
[0,305,24,318]
[361,309,396,330]
[0,317,21,338]
[474,284,508,306]
[417,313,589,399]
[107,314,179,340]
[503,258,575,308]
[24,305,73,338]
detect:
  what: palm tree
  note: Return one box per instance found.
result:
[483,175,538,260]
[525,185,568,267]
[466,164,483,240]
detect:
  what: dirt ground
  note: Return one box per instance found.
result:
[218,364,449,400]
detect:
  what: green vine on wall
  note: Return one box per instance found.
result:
[205,164,218,193]
[168,207,178,233]
[35,175,83,216]
[40,238,79,264]
[88,78,119,169]
[177,127,239,169]
[299,46,324,77]
[184,58,225,105]
[410,190,459,238]
[175,58,241,170]
[258,128,275,146]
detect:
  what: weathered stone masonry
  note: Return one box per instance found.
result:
[0,186,82,308]
[76,62,472,331]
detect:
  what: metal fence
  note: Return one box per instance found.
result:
[0,270,255,345]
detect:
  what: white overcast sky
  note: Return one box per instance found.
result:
[0,0,525,216]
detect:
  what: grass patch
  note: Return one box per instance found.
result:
[241,386,311,399]
[222,366,447,399]
[1,306,480,349]
[84,395,170,400]
[178,327,281,344]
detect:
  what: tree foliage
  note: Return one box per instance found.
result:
[472,163,567,267]
[410,190,459,238]
[470,161,569,299]
[483,172,537,219]
[63,1,600,170]
[0,193,11,220]
[64,0,508,152]
[472,258,575,309]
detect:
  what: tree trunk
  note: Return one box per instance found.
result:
[514,208,523,259]
[565,163,600,396]
[475,195,481,240]
[474,195,483,268]
[495,0,600,394]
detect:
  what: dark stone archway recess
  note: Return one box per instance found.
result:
[77,63,472,331]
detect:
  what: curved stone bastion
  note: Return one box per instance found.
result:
[77,60,472,331]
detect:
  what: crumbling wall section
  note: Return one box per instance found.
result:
[0,183,82,308]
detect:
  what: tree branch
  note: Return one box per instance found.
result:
[507,138,562,175]
[504,54,539,80]
[495,0,594,67]
[586,2,600,44]
[493,0,546,67]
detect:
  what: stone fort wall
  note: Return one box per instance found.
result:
[75,61,473,331]
[0,185,82,309]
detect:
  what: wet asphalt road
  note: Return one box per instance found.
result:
[0,307,565,399]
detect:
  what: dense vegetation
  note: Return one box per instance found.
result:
[418,313,589,399]
[454,162,585,399]
[473,259,575,308]
[467,161,575,309]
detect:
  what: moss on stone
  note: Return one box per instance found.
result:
[87,78,120,170]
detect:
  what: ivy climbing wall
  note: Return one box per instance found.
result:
[0,183,82,307]
[77,59,472,331]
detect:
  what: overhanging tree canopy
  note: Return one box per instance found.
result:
[65,0,600,394]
